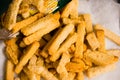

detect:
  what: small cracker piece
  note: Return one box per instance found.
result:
[15,42,40,74]
[107,49,120,58]
[57,52,70,80]
[5,38,21,65]
[50,33,77,62]
[74,22,86,58]
[65,62,85,72]
[82,14,93,33]
[84,50,115,66]
[94,24,120,46]
[48,24,74,56]
[12,13,44,33]
[86,32,100,50]
[40,29,62,58]
[61,0,79,18]
[6,60,14,80]
[66,72,76,80]
[95,30,106,52]
[86,64,116,78]
[76,72,84,80]
[3,0,23,30]
[21,12,60,36]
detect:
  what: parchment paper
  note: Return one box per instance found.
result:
[0,0,119,80]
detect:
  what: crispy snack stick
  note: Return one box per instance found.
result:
[65,62,85,72]
[61,0,78,18]
[5,38,21,65]
[19,71,29,80]
[74,22,86,58]
[23,67,40,80]
[82,14,93,33]
[66,72,76,80]
[107,49,120,58]
[6,60,14,80]
[95,30,106,52]
[76,72,84,80]
[12,13,44,33]
[86,64,115,78]
[94,24,120,46]
[62,17,83,24]
[50,33,77,62]
[48,24,74,56]
[84,50,116,66]
[86,32,100,50]
[21,12,60,36]
[57,52,70,80]
[15,42,40,74]
[3,0,22,30]
[22,16,60,45]
[40,29,62,58]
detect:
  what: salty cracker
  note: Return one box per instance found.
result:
[66,72,76,80]
[12,13,44,33]
[82,14,93,33]
[74,22,86,58]
[23,67,40,80]
[3,0,23,30]
[65,62,85,72]
[94,24,120,46]
[107,49,120,58]
[21,12,60,36]
[84,50,116,66]
[62,17,82,25]
[76,72,84,80]
[15,42,40,74]
[48,24,74,56]
[57,52,70,80]
[5,38,21,65]
[50,33,77,62]
[40,29,62,58]
[22,17,60,45]
[95,30,106,52]
[86,32,100,50]
[6,60,14,80]
[61,0,79,18]
[86,64,116,78]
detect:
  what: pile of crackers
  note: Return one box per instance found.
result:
[1,0,120,80]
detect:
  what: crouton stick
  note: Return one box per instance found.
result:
[15,42,40,74]
[74,22,86,58]
[86,32,100,50]
[95,30,106,52]
[5,38,21,65]
[12,13,44,33]
[50,33,77,62]
[57,52,70,80]
[76,72,84,80]
[94,24,120,46]
[6,60,14,80]
[3,0,22,30]
[65,62,85,72]
[40,29,62,58]
[107,49,120,58]
[23,67,40,80]
[21,12,60,36]
[48,24,74,56]
[66,72,76,80]
[23,19,60,45]
[82,14,93,33]
[86,64,115,78]
[84,50,115,66]
[62,17,83,25]
[61,0,78,18]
